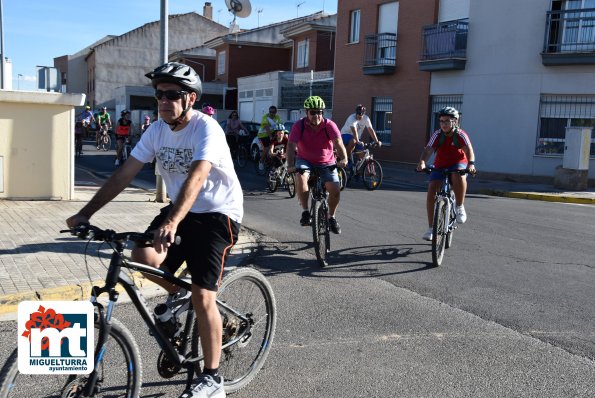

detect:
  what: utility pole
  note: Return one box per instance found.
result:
[155,0,168,202]
[0,0,5,90]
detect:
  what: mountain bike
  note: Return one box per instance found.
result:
[347,142,383,190]
[0,224,277,397]
[421,167,473,267]
[299,165,335,267]
[267,160,296,198]
[96,124,111,151]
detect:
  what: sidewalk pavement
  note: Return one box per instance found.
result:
[0,163,593,319]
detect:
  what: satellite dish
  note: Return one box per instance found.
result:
[225,0,252,18]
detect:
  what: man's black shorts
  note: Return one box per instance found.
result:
[146,205,240,291]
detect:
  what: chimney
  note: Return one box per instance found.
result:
[203,2,213,20]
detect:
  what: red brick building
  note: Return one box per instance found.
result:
[333,0,437,163]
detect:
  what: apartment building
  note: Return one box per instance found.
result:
[334,0,595,178]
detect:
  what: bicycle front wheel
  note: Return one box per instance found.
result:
[432,198,448,267]
[100,135,111,151]
[267,169,279,193]
[362,159,383,190]
[0,316,142,398]
[237,146,248,168]
[286,173,296,198]
[311,200,330,267]
[192,267,277,394]
[337,167,347,191]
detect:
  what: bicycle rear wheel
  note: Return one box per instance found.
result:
[432,198,448,267]
[237,146,248,168]
[362,159,383,190]
[311,200,330,267]
[286,173,296,198]
[0,316,142,398]
[191,267,277,394]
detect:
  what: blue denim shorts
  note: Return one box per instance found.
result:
[429,163,468,181]
[296,158,340,184]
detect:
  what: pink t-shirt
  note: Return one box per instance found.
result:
[289,118,341,165]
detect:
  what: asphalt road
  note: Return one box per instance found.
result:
[1,143,592,397]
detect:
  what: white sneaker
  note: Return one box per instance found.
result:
[456,205,467,224]
[179,374,225,398]
[114,159,120,166]
[422,228,433,241]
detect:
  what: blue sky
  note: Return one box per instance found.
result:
[3,0,337,91]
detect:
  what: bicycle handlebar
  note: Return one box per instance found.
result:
[60,224,181,246]
[415,167,476,176]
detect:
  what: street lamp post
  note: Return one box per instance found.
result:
[17,73,22,90]
[0,0,5,90]
[155,0,168,202]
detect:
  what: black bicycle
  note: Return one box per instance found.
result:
[421,167,473,266]
[299,165,336,267]
[0,224,277,397]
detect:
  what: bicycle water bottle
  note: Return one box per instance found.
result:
[154,304,178,335]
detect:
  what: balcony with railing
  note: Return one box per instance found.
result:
[418,19,469,71]
[363,33,397,75]
[542,7,595,65]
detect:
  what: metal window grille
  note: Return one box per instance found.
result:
[372,97,393,144]
[537,94,595,156]
[430,95,463,133]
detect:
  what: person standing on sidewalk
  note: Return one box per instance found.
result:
[67,62,243,398]
[416,106,476,241]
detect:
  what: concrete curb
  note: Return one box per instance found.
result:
[477,188,595,205]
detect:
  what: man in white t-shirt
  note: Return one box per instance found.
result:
[67,62,242,398]
[340,104,382,161]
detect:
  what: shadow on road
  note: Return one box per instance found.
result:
[251,241,434,279]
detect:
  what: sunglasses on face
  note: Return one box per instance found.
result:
[155,89,188,101]
[308,110,323,116]
[269,110,277,114]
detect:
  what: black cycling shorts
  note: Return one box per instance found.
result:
[146,204,240,291]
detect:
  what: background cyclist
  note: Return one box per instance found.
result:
[287,96,347,234]
[268,123,288,168]
[67,62,243,398]
[115,110,132,166]
[77,105,96,138]
[257,105,283,163]
[416,106,476,241]
[224,110,247,153]
[340,104,382,165]
[96,106,112,149]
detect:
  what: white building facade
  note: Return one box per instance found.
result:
[427,0,595,178]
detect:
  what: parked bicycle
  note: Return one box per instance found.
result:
[0,224,277,397]
[346,142,383,190]
[420,167,473,267]
[299,165,336,267]
[267,161,296,198]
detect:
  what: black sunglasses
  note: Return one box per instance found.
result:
[155,89,188,101]
[308,110,323,116]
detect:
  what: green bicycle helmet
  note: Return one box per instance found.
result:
[303,95,326,110]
